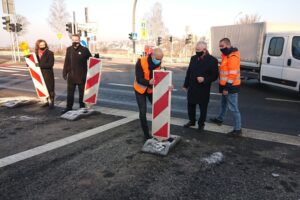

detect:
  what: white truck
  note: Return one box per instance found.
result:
[210,22,300,92]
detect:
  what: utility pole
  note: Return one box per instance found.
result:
[73,11,76,34]
[132,0,137,56]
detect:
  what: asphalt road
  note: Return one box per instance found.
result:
[0,58,299,136]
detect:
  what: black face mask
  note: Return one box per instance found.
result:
[72,42,80,48]
[220,47,231,55]
[196,51,204,57]
[39,47,46,51]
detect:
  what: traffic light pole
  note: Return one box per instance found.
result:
[132,0,137,61]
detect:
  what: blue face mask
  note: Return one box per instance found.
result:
[152,58,161,65]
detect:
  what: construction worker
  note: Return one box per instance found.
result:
[134,48,167,140]
[210,38,242,136]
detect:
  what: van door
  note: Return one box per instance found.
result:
[282,36,300,91]
[260,36,288,86]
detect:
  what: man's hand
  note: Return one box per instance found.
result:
[63,74,68,80]
[197,77,205,83]
[168,85,174,92]
[149,79,154,85]
[182,87,188,92]
[223,90,229,95]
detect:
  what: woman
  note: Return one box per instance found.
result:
[35,39,55,109]
[183,41,219,131]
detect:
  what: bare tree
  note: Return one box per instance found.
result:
[144,2,169,43]
[48,0,70,34]
[15,14,30,36]
[235,14,261,24]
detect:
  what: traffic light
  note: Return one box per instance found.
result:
[66,22,72,34]
[78,30,82,36]
[2,16,10,31]
[157,36,162,46]
[185,34,193,44]
[129,33,133,40]
[169,36,173,43]
[9,23,15,32]
[16,23,22,33]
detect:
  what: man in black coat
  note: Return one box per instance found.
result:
[183,41,219,131]
[62,34,92,113]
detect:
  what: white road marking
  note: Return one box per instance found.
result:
[0,66,28,71]
[11,74,29,77]
[0,69,19,73]
[266,97,300,104]
[0,114,138,168]
[108,83,132,87]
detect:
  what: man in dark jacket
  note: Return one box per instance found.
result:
[62,34,92,113]
[183,41,219,131]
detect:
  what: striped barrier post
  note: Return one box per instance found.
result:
[25,53,49,98]
[83,57,102,106]
[152,70,172,141]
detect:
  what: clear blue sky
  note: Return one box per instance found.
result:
[0,0,299,47]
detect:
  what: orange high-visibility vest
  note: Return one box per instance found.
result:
[134,56,161,94]
[219,50,241,86]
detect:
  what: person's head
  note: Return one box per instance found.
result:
[35,39,48,52]
[219,38,232,55]
[71,34,81,48]
[151,48,164,65]
[195,41,208,57]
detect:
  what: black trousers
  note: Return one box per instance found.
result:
[135,91,152,138]
[67,80,85,109]
[188,101,209,127]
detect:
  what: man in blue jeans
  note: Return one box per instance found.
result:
[210,38,242,136]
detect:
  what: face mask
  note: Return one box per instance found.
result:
[196,51,204,57]
[72,42,80,48]
[220,47,230,55]
[152,58,161,65]
[39,47,46,51]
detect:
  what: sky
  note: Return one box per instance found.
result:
[0,0,300,47]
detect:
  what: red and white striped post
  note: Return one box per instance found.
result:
[83,57,102,106]
[25,53,49,98]
[152,70,172,141]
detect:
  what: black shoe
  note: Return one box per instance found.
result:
[41,102,49,107]
[210,118,223,126]
[61,108,72,114]
[198,125,205,132]
[183,121,196,128]
[144,135,152,141]
[227,129,242,137]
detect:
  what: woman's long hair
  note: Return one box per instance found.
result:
[35,39,48,55]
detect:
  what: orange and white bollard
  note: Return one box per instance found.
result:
[83,57,102,106]
[142,69,181,156]
[25,53,49,98]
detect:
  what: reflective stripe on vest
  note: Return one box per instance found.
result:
[133,56,161,94]
[219,51,241,86]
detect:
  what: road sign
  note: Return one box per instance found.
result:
[140,20,148,40]
[152,70,172,141]
[2,0,15,15]
[80,37,88,48]
[57,33,62,40]
[132,32,138,41]
[77,22,97,33]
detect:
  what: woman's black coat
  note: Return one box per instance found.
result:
[183,54,219,104]
[37,49,55,94]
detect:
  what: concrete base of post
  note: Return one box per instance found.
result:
[0,97,39,108]
[141,135,181,156]
[60,108,97,121]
